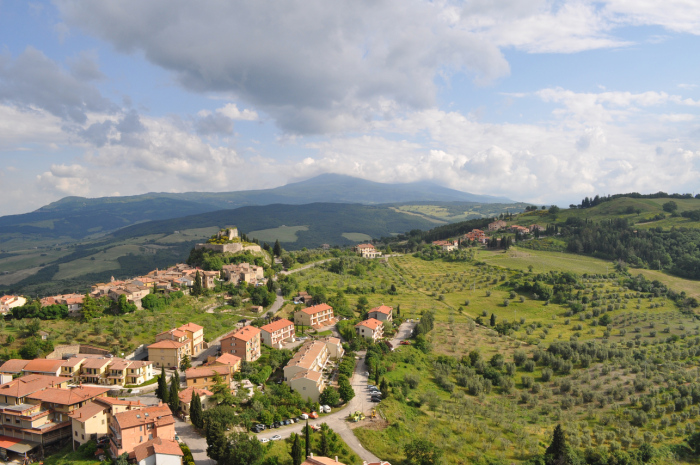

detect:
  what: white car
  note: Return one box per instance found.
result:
[271,435,282,441]
[259,438,269,443]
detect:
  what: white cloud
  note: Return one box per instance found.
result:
[217,104,258,121]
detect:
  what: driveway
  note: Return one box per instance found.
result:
[254,352,382,464]
[175,418,215,465]
[390,320,416,347]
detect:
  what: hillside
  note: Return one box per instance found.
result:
[0,174,514,245]
[0,202,439,296]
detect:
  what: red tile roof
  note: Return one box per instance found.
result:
[81,358,112,370]
[178,322,203,333]
[68,401,107,422]
[355,318,384,330]
[133,437,183,462]
[0,375,70,398]
[148,339,187,349]
[178,387,213,403]
[185,365,230,380]
[261,318,294,333]
[369,305,392,315]
[303,456,347,465]
[23,359,65,374]
[28,386,110,405]
[114,404,173,429]
[223,325,261,342]
[210,353,241,367]
[299,303,333,315]
[0,359,30,373]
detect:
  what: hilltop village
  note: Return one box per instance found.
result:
[1,208,698,465]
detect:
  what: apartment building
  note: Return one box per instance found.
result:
[283,338,346,402]
[185,365,234,390]
[260,318,295,348]
[294,303,335,329]
[177,322,205,357]
[147,339,189,369]
[109,403,176,458]
[220,326,261,362]
[355,319,384,342]
[69,397,145,450]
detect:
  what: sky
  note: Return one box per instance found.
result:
[0,1,699,215]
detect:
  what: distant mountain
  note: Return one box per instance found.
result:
[0,174,514,241]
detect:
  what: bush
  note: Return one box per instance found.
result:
[404,373,420,389]
[78,441,97,458]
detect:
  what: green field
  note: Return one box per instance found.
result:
[248,225,309,243]
[157,226,220,243]
[635,268,700,299]
[55,244,144,280]
[341,232,373,242]
[476,247,613,275]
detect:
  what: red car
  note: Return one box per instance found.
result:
[400,341,411,345]
[309,412,319,419]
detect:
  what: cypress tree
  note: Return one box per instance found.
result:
[490,313,496,327]
[290,433,303,465]
[206,420,226,462]
[157,366,169,404]
[193,271,203,296]
[273,240,282,257]
[168,369,180,413]
[545,424,567,464]
[190,390,203,429]
[305,420,310,459]
[319,426,330,456]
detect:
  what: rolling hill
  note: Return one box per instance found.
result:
[0,174,514,244]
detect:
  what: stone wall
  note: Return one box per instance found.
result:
[46,344,111,360]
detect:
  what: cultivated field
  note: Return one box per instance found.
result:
[249,225,309,243]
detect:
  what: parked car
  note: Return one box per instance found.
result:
[400,341,411,345]
[273,422,281,428]
[321,405,331,413]
[300,413,309,420]
[370,397,381,402]
[309,411,319,419]
[271,435,282,441]
[259,438,269,443]
[288,418,296,424]
[256,424,266,430]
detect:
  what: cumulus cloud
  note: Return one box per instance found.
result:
[0,47,115,124]
[37,164,91,196]
[58,0,511,134]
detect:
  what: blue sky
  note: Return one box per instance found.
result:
[0,1,699,215]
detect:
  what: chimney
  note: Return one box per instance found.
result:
[335,457,338,462]
[310,453,313,458]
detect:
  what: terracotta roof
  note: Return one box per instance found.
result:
[355,243,375,249]
[323,337,341,346]
[178,387,213,403]
[68,401,107,422]
[303,456,347,465]
[107,360,132,371]
[223,325,261,342]
[299,303,333,315]
[133,437,183,462]
[369,305,392,315]
[28,386,110,405]
[113,404,173,429]
[185,365,229,380]
[290,370,323,382]
[0,359,30,373]
[0,375,70,398]
[23,359,65,374]
[81,358,112,370]
[261,318,294,333]
[355,318,384,330]
[94,397,144,407]
[148,339,186,349]
[210,353,241,367]
[60,358,86,368]
[178,322,203,333]
[287,341,328,370]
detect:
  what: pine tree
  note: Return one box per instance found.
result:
[157,366,169,404]
[490,313,496,327]
[290,433,303,465]
[305,420,311,459]
[190,390,203,429]
[168,369,180,413]
[545,424,567,464]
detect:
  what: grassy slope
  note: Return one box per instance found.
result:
[294,253,700,463]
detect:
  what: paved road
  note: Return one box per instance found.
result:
[390,320,416,347]
[255,352,382,464]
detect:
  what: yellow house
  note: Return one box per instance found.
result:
[185,365,233,389]
[148,339,188,369]
[177,322,205,356]
[80,359,112,385]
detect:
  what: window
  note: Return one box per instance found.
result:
[140,436,143,442]
[74,431,77,437]
[102,419,105,424]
